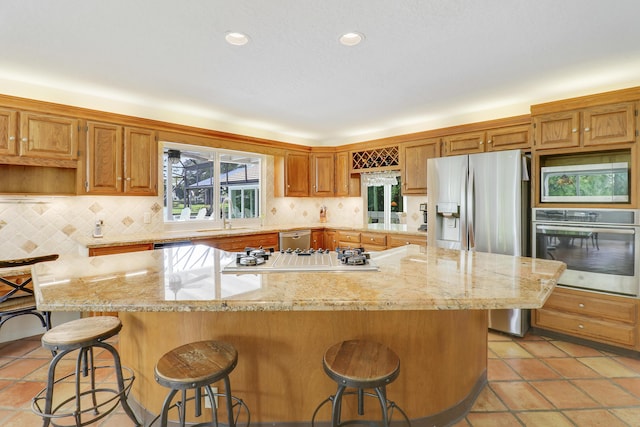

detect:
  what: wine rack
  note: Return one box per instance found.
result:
[351,146,399,171]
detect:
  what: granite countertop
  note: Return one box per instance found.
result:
[32,244,565,312]
[75,223,427,249]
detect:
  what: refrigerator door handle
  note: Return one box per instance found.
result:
[460,162,468,250]
[467,165,475,250]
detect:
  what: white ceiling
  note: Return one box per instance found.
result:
[1,0,640,146]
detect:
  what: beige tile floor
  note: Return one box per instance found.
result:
[0,331,638,426]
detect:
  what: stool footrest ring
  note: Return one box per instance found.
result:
[311,390,411,427]
[147,391,251,427]
[32,365,135,427]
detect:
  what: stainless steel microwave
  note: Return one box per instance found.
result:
[540,162,629,203]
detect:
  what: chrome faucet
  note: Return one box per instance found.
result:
[223,216,231,229]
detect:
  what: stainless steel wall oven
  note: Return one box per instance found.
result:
[532,208,640,297]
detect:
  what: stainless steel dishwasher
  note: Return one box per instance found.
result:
[279,230,311,250]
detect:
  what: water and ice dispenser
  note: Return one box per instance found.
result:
[436,203,460,243]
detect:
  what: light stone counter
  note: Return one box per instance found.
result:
[32,244,564,313]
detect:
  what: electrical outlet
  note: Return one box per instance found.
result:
[203,386,218,408]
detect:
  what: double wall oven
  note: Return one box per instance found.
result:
[533,208,640,297]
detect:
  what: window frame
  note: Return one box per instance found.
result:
[162,141,264,230]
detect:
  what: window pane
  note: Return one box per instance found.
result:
[220,154,261,220]
[164,148,214,221]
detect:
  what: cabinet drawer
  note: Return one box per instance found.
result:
[361,233,386,246]
[337,231,361,243]
[387,234,426,247]
[543,290,637,324]
[536,308,636,347]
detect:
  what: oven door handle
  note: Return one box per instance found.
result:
[535,224,635,235]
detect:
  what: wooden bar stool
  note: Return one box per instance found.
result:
[31,316,141,427]
[152,340,250,427]
[312,339,411,427]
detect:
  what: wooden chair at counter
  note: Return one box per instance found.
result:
[0,254,59,333]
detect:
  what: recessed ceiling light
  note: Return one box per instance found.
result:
[339,32,364,46]
[225,32,250,46]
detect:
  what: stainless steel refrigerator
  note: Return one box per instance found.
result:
[426,149,531,336]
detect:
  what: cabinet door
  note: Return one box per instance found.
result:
[486,124,531,152]
[335,151,350,196]
[533,111,580,150]
[19,112,79,159]
[311,230,324,249]
[324,230,337,251]
[0,108,17,156]
[310,152,334,196]
[285,152,309,196]
[443,131,486,156]
[124,127,157,195]
[86,121,123,194]
[583,102,635,147]
[401,138,439,194]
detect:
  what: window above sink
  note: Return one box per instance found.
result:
[162,141,264,229]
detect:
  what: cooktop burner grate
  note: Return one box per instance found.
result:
[223,249,379,273]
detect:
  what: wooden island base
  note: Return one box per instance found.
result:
[119,309,488,426]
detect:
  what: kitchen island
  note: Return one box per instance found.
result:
[32,244,565,426]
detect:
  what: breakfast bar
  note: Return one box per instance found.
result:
[31,244,565,426]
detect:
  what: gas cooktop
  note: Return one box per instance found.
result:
[222,247,379,273]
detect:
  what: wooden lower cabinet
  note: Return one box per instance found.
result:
[388,234,427,248]
[336,230,361,249]
[195,233,279,252]
[360,232,387,251]
[533,287,639,350]
[311,230,324,249]
[88,243,153,256]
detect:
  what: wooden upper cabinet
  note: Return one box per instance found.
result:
[284,151,309,196]
[124,127,157,195]
[19,112,79,160]
[86,121,123,193]
[533,111,581,150]
[401,138,440,195]
[533,102,636,150]
[486,124,531,151]
[583,102,636,147]
[443,131,486,156]
[310,152,334,196]
[0,108,17,156]
[335,151,360,197]
[85,123,157,195]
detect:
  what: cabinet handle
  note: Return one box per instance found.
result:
[572,128,578,133]
[584,127,590,132]
[578,303,585,308]
[578,324,584,329]
[487,139,492,144]
[479,140,484,145]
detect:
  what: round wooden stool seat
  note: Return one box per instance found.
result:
[155,340,238,390]
[312,340,411,427]
[152,340,249,427]
[41,316,122,350]
[323,340,400,389]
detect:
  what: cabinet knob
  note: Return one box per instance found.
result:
[572,128,578,133]
[479,140,484,145]
[370,237,374,241]
[584,127,590,132]
[578,324,584,329]
[487,140,492,144]
[126,177,131,181]
[8,136,15,141]
[117,177,122,181]
[21,137,28,142]
[578,303,585,308]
